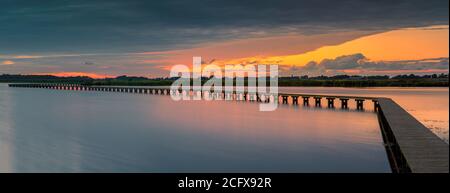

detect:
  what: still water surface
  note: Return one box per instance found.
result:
[279,87,449,143]
[0,84,394,172]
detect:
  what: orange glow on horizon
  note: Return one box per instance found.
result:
[32,72,114,79]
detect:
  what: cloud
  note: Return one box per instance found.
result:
[0,0,448,54]
[0,54,89,60]
[320,53,366,70]
[281,54,449,76]
[84,61,95,65]
[1,60,15,65]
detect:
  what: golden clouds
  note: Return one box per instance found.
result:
[1,60,15,65]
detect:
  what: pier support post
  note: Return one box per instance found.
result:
[292,96,299,105]
[282,95,289,104]
[314,97,322,107]
[372,100,380,111]
[302,96,310,106]
[340,98,349,109]
[356,99,365,110]
[326,97,335,108]
[256,94,262,102]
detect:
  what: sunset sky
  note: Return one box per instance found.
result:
[0,0,448,78]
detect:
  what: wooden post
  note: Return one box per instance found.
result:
[302,96,310,106]
[256,94,262,102]
[326,97,335,108]
[373,100,380,112]
[314,97,322,107]
[282,95,288,104]
[356,99,365,110]
[340,98,349,109]
[292,96,299,105]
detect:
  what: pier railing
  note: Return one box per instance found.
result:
[8,83,449,173]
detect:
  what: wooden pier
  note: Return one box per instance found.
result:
[7,83,379,110]
[7,83,449,173]
[377,98,449,173]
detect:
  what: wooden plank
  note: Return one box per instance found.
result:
[378,98,449,173]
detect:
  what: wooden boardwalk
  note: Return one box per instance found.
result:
[378,98,449,173]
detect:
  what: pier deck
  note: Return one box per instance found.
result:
[378,98,449,173]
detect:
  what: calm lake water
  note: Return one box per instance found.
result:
[1,84,447,173]
[279,87,449,143]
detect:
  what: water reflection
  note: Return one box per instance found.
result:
[0,86,13,172]
[0,84,391,172]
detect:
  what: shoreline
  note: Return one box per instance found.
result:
[1,81,448,88]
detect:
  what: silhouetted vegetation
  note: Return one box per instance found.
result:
[1,73,448,87]
[0,74,93,84]
[278,74,449,87]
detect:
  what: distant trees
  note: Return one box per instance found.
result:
[391,73,448,79]
[0,74,93,84]
[1,73,448,87]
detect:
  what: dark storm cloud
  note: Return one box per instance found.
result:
[0,0,448,54]
[282,54,449,76]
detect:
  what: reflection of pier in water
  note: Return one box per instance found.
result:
[8,83,449,173]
